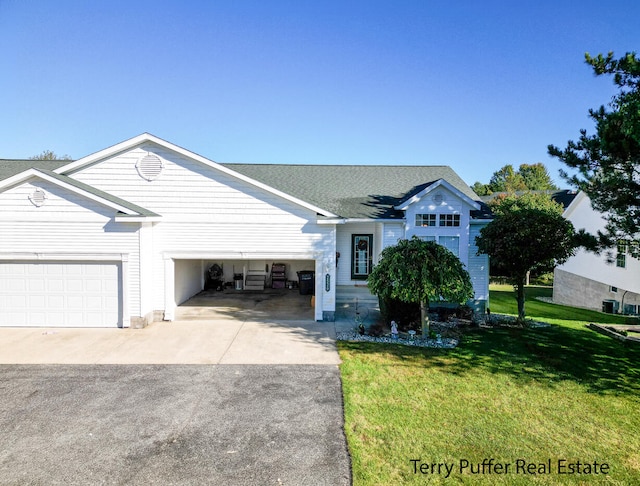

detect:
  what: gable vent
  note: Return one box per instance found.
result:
[29,189,47,207]
[433,193,444,205]
[136,154,164,181]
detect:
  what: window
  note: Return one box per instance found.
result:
[419,236,437,242]
[416,214,437,227]
[610,286,618,293]
[439,236,459,257]
[416,213,461,227]
[352,234,373,280]
[439,214,460,227]
[616,240,627,268]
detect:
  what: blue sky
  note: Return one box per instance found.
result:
[1,1,638,187]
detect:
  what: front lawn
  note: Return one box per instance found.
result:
[339,289,640,484]
[489,284,631,325]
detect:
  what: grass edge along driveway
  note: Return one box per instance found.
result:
[338,286,640,485]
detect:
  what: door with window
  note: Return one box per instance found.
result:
[351,234,373,280]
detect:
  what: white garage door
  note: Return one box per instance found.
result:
[0,262,121,327]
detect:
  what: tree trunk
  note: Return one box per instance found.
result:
[515,276,526,322]
[421,300,430,338]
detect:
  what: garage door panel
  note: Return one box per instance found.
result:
[0,262,121,328]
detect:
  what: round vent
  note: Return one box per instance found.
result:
[433,193,444,205]
[136,154,163,181]
[29,189,46,207]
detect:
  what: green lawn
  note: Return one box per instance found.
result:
[339,286,640,484]
[489,284,632,326]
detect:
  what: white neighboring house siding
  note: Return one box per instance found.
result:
[68,144,335,319]
[554,192,640,311]
[0,178,140,324]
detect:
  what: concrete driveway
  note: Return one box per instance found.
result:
[0,364,351,485]
[0,318,340,365]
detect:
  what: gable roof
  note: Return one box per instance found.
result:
[54,133,337,217]
[222,164,480,219]
[0,168,160,219]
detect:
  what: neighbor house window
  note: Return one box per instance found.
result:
[439,236,460,257]
[416,214,437,227]
[616,240,627,268]
[439,214,460,227]
[352,234,373,280]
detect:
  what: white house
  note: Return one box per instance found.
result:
[0,134,490,327]
[554,191,640,315]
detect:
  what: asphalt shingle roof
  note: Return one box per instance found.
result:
[222,164,480,219]
[0,159,69,181]
[1,159,484,220]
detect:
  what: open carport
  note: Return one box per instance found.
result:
[170,257,321,321]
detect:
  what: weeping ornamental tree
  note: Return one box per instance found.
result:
[367,237,474,337]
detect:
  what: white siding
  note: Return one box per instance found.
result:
[69,144,334,316]
[0,180,141,317]
[558,193,640,294]
[382,223,405,249]
[174,259,203,305]
[70,144,314,222]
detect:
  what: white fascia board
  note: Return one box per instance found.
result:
[56,133,338,218]
[394,179,481,211]
[0,168,140,215]
[0,252,128,261]
[317,218,346,225]
[164,251,322,260]
[344,218,406,223]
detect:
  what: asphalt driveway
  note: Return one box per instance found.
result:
[0,364,351,485]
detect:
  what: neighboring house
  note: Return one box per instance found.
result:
[0,133,490,328]
[553,191,640,315]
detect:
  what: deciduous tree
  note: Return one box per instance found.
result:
[476,208,577,321]
[29,150,72,161]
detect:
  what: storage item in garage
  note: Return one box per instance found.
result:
[234,273,243,290]
[271,263,286,289]
[297,270,315,295]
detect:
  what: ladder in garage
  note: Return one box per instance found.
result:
[244,270,266,291]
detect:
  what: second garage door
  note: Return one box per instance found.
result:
[0,261,121,327]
